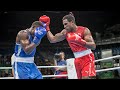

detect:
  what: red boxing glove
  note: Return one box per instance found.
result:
[68,33,86,46]
[39,15,50,31]
[78,38,86,46]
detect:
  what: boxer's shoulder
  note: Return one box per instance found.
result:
[18,29,28,36]
[17,29,29,41]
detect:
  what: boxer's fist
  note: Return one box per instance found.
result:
[68,33,86,46]
[33,26,47,45]
[39,15,50,31]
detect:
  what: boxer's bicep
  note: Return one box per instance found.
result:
[84,28,95,42]
[54,32,66,42]
[84,28,96,50]
[47,29,66,43]
[54,29,66,42]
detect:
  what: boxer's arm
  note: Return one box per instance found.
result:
[17,31,37,54]
[47,29,66,43]
[83,28,96,50]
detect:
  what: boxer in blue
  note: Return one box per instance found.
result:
[12,21,47,79]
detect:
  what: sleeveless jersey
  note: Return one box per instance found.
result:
[66,26,88,52]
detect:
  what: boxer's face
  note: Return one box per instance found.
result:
[63,19,74,32]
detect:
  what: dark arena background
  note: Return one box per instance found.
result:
[1,11,120,79]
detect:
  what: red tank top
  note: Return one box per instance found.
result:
[66,26,88,52]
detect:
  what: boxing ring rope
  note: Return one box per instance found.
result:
[0,55,120,79]
[95,55,120,62]
[0,75,68,79]
[0,66,67,70]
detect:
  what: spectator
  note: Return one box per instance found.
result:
[53,51,67,79]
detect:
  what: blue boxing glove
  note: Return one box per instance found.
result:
[41,22,46,28]
[33,26,47,45]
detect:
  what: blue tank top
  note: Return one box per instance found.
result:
[14,32,36,57]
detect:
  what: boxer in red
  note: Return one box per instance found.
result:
[39,12,96,79]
